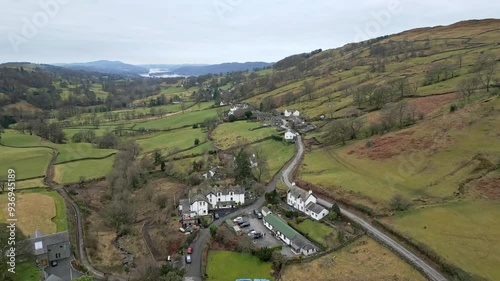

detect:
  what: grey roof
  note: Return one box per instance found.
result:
[29,231,69,255]
[288,185,309,199]
[291,235,317,252]
[45,275,63,281]
[262,206,271,214]
[190,193,209,203]
[208,185,244,196]
[306,202,327,215]
[179,199,190,215]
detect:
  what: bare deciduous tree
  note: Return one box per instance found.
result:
[458,77,480,102]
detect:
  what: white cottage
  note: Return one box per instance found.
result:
[284,109,300,117]
[287,186,329,221]
[284,131,297,140]
[205,186,245,209]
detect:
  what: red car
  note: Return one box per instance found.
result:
[187,246,193,254]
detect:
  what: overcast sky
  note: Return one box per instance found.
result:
[0,0,498,65]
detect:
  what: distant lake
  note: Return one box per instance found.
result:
[140,68,185,78]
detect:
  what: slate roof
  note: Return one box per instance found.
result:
[306,202,327,215]
[29,231,69,256]
[291,235,317,252]
[288,185,309,199]
[263,214,298,240]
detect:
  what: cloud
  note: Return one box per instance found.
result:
[0,0,498,64]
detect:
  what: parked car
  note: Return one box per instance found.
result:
[187,246,193,254]
[50,260,58,267]
[253,232,263,239]
[233,216,244,223]
[256,212,263,219]
[214,213,220,219]
[185,225,195,233]
[185,254,192,264]
[246,228,255,234]
[240,221,250,228]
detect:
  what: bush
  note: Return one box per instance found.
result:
[253,247,274,262]
[365,139,373,148]
[390,194,412,211]
[209,225,218,237]
[194,138,200,145]
[228,114,237,122]
[450,104,458,113]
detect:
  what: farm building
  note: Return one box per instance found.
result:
[263,214,318,256]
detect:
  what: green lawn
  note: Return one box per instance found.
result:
[171,141,214,158]
[206,251,274,281]
[212,121,277,150]
[53,156,115,184]
[0,146,52,180]
[250,140,295,181]
[384,201,500,281]
[12,262,40,281]
[135,127,207,154]
[290,219,336,248]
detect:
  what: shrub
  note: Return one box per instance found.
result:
[450,104,458,112]
[194,138,200,145]
[209,225,218,237]
[365,139,373,148]
[390,194,412,211]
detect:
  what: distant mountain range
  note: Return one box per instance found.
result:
[54,60,273,77]
[54,60,149,77]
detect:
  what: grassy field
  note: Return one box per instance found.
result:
[281,236,426,281]
[138,107,225,130]
[290,219,336,248]
[206,251,274,281]
[212,121,277,150]
[135,127,206,154]
[1,129,117,164]
[15,178,47,189]
[0,189,67,235]
[171,141,213,158]
[12,262,40,281]
[383,200,500,280]
[53,156,115,184]
[299,96,500,206]
[250,140,295,181]
[0,146,52,180]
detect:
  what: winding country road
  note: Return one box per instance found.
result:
[286,137,447,281]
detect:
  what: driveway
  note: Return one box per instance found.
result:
[246,216,295,257]
[44,257,82,281]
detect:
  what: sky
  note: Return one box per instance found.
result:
[0,0,498,65]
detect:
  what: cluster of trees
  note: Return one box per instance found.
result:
[135,263,183,281]
[0,223,33,281]
[15,119,66,143]
[105,141,153,233]
[351,78,418,110]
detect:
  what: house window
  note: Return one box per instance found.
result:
[218,198,220,201]
[230,197,233,201]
